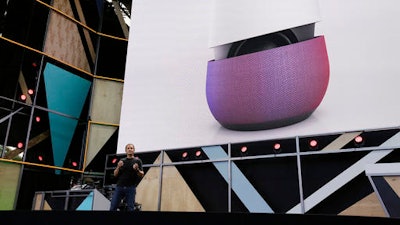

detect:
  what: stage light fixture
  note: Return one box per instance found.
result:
[273,143,281,153]
[35,116,41,122]
[17,142,23,149]
[72,161,78,167]
[182,151,189,160]
[195,150,203,159]
[28,89,34,95]
[38,155,43,162]
[20,94,27,101]
[308,139,318,150]
[240,146,248,156]
[354,135,365,147]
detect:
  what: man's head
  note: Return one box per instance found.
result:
[125,143,135,156]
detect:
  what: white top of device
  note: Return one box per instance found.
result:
[208,0,321,48]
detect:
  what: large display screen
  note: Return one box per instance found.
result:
[117,0,400,153]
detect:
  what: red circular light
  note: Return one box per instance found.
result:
[309,139,318,147]
[241,146,247,153]
[35,116,41,122]
[195,150,202,157]
[38,155,43,161]
[72,162,78,167]
[182,152,188,158]
[17,142,23,148]
[20,94,27,101]
[273,143,281,150]
[355,136,363,143]
[112,158,118,164]
[28,89,34,95]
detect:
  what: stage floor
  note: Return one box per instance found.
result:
[1,211,399,225]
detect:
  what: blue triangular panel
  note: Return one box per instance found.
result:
[76,191,94,211]
[43,63,91,169]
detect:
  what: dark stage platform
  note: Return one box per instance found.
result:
[1,211,399,225]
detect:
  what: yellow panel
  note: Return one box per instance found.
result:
[0,162,21,210]
[136,153,162,211]
[136,152,205,212]
[339,192,386,217]
[43,200,52,210]
[160,153,204,212]
[384,176,400,197]
[322,132,362,151]
[32,193,55,210]
[85,123,118,168]
[33,193,44,210]
[90,79,123,124]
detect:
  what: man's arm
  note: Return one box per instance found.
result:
[134,159,144,178]
[114,165,121,177]
[136,168,144,178]
[114,159,124,177]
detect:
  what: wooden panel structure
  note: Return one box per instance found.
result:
[136,154,161,211]
[136,153,205,212]
[43,0,91,72]
[339,193,386,217]
[160,155,204,212]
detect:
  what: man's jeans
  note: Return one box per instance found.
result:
[109,185,136,211]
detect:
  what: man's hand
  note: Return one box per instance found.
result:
[114,160,124,177]
[133,163,144,177]
[117,160,124,168]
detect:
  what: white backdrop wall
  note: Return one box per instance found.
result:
[117,0,400,153]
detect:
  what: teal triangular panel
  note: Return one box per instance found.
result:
[43,63,91,169]
[76,191,94,210]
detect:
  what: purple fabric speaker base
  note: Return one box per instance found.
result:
[206,36,330,131]
[222,111,313,131]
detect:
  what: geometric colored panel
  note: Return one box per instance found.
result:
[136,153,162,211]
[32,193,52,210]
[202,145,273,213]
[90,78,123,124]
[76,191,94,210]
[385,176,400,198]
[365,162,400,217]
[32,193,44,210]
[288,150,393,214]
[42,200,52,210]
[92,189,111,210]
[43,62,91,168]
[322,132,362,151]
[159,153,205,212]
[43,0,90,72]
[339,192,386,217]
[0,162,21,210]
[371,176,400,218]
[85,123,118,168]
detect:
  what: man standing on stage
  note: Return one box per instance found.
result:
[109,143,144,211]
